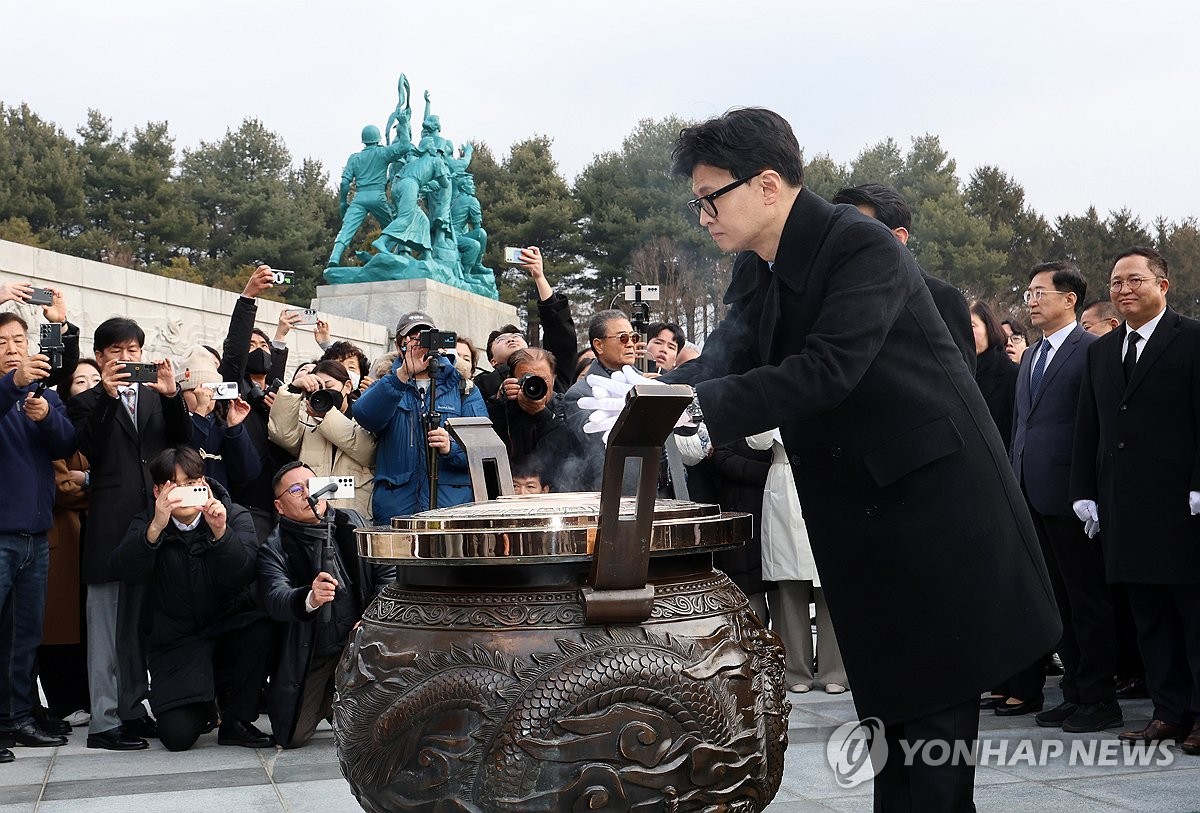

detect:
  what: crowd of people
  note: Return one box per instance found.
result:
[1,108,1198,813]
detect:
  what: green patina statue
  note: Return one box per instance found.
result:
[324,77,498,299]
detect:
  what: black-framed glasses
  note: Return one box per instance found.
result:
[603,332,641,345]
[1109,276,1162,293]
[686,171,763,219]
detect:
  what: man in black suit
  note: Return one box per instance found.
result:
[661,108,1060,812]
[1008,262,1120,731]
[831,184,976,374]
[1071,246,1200,756]
[69,318,192,750]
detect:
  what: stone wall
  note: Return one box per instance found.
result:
[0,240,391,377]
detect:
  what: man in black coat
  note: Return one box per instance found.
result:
[1070,246,1200,755]
[69,317,193,751]
[111,446,274,751]
[660,108,1060,811]
[1009,262,1119,731]
[257,462,394,749]
[486,347,571,485]
[832,184,976,374]
[474,246,577,400]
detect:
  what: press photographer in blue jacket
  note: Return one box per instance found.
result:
[353,311,487,522]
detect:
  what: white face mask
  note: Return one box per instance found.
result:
[348,372,361,390]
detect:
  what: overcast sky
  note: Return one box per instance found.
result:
[5,0,1196,225]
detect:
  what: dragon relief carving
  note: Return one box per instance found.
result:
[333,596,789,813]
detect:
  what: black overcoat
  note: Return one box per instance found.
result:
[666,189,1060,724]
[1069,309,1200,583]
[69,382,192,583]
[257,509,394,747]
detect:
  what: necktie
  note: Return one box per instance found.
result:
[121,387,137,421]
[1123,331,1141,383]
[1029,340,1051,398]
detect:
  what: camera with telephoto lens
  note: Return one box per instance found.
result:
[307,388,344,415]
[38,323,64,371]
[518,373,547,401]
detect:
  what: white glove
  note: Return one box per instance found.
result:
[674,422,712,465]
[578,366,692,444]
[1190,491,1200,516]
[1072,499,1099,539]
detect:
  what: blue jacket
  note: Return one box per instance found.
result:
[0,371,77,534]
[188,412,262,490]
[353,358,486,522]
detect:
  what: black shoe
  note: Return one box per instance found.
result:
[995,697,1044,716]
[979,695,1006,710]
[0,747,13,763]
[1036,701,1079,728]
[1063,700,1124,733]
[1115,676,1149,700]
[121,715,158,739]
[32,707,71,736]
[0,722,68,748]
[217,719,275,748]
[86,726,149,751]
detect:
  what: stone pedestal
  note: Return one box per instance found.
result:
[313,278,518,348]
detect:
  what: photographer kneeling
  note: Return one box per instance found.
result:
[257,463,393,749]
[488,347,570,486]
[110,446,274,752]
[268,360,376,519]
[354,312,486,522]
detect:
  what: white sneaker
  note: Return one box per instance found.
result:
[64,710,91,727]
[824,683,847,695]
[789,683,811,693]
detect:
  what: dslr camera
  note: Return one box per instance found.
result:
[518,373,548,401]
[38,323,65,371]
[307,388,344,416]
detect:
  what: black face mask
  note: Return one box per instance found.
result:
[246,348,271,376]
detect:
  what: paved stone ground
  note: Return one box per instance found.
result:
[1,680,1197,812]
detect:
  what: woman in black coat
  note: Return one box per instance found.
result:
[111,446,275,751]
[971,300,1047,715]
[970,300,1020,450]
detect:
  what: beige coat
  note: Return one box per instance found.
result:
[268,390,378,519]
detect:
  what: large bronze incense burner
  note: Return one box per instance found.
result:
[334,386,790,812]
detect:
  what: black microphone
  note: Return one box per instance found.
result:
[307,481,339,508]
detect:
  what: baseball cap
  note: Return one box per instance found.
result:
[395,310,435,337]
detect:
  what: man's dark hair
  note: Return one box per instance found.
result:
[149,445,205,485]
[671,107,804,187]
[486,324,523,361]
[646,322,687,351]
[93,317,144,351]
[312,359,350,385]
[1115,245,1169,278]
[272,460,313,495]
[511,455,546,483]
[831,184,912,231]
[322,341,369,377]
[971,301,1009,352]
[587,309,628,347]
[251,328,272,346]
[1081,299,1119,320]
[509,346,557,375]
[0,312,28,333]
[1029,260,1087,310]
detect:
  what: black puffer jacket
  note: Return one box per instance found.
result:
[110,478,261,711]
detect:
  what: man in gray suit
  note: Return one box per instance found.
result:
[1010,261,1120,732]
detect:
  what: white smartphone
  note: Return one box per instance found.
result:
[201,381,239,400]
[503,246,525,265]
[285,308,319,326]
[175,485,210,508]
[308,475,356,501]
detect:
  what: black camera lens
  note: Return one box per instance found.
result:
[307,389,344,415]
[518,373,548,401]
